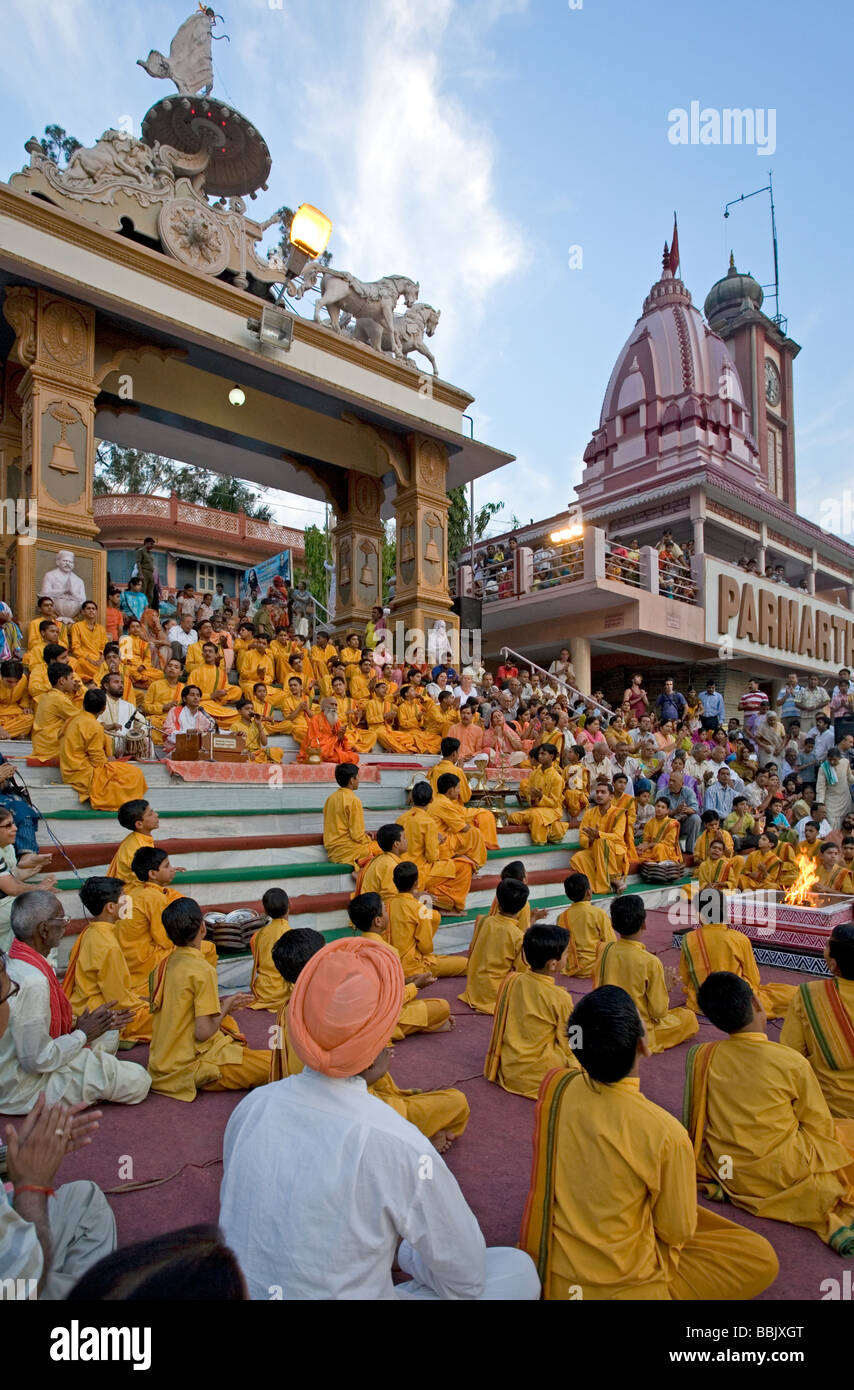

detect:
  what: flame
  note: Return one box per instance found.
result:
[784,853,820,906]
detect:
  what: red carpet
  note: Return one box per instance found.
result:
[28,907,853,1300]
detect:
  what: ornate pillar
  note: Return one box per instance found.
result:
[0,356,25,604]
[331,471,384,633]
[1,286,105,623]
[391,434,454,658]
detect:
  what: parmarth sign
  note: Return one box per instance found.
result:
[704,558,854,675]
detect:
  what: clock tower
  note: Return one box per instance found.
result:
[704,255,801,512]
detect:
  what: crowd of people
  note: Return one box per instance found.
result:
[2,572,854,1299]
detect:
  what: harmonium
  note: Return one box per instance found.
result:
[172,731,249,763]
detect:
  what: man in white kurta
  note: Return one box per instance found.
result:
[219,936,539,1301]
[0,892,150,1113]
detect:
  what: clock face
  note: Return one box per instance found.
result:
[765,358,781,407]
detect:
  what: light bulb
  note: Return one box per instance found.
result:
[228,386,246,407]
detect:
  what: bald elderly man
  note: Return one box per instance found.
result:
[219,936,539,1301]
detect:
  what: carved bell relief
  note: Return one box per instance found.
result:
[358,539,377,590]
[47,402,81,476]
[338,539,352,590]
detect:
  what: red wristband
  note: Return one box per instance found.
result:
[15,1185,55,1197]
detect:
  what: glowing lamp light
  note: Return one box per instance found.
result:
[228,386,246,407]
[550,524,583,544]
[290,203,333,259]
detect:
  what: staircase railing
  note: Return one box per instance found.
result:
[498,645,614,715]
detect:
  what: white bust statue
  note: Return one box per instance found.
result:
[41,550,88,619]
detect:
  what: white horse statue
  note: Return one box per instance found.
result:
[351,302,441,375]
[308,269,419,357]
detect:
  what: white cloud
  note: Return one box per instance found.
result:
[291,0,528,372]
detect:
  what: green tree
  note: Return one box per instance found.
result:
[295,524,329,608]
[94,444,271,519]
[382,520,396,602]
[447,485,504,564]
[39,124,81,166]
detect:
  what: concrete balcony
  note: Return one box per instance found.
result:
[456,527,706,665]
[93,493,304,561]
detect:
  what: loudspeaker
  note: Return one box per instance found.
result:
[452,595,483,629]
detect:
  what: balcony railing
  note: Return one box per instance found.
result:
[93,493,304,552]
[453,527,699,606]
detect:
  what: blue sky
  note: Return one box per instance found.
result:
[2,0,851,541]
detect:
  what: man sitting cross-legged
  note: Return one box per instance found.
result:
[347,892,453,1038]
[387,860,468,977]
[459,876,530,1015]
[298,695,359,765]
[781,923,854,1118]
[268,928,469,1152]
[59,689,148,812]
[62,876,153,1044]
[484,923,578,1098]
[147,897,270,1102]
[679,886,796,1020]
[398,782,473,913]
[219,935,540,1300]
[0,891,150,1113]
[593,894,698,1052]
[507,744,567,845]
[557,871,614,978]
[569,779,629,894]
[685,971,854,1255]
[519,985,779,1300]
[323,762,381,869]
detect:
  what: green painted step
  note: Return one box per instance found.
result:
[437,875,693,928]
[56,860,349,891]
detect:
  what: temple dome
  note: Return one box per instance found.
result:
[597,262,746,429]
[576,240,762,511]
[704,253,764,330]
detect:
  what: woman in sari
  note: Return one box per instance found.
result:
[482,709,528,767]
[0,604,24,662]
[654,719,677,755]
[605,713,633,751]
[576,714,606,754]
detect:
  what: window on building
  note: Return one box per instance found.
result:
[767,427,784,499]
[621,408,641,436]
[196,563,216,592]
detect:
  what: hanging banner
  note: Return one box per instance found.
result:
[241,551,291,603]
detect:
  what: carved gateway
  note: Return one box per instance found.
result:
[8,10,441,368]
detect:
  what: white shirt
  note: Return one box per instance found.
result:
[795,814,831,839]
[219,1067,488,1301]
[0,959,88,1113]
[167,624,197,655]
[807,727,835,762]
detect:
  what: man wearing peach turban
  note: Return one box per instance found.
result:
[219,937,539,1301]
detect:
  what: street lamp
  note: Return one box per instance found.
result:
[282,203,333,280]
[550,523,583,544]
[228,386,246,407]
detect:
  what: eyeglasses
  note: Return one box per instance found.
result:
[0,976,20,1005]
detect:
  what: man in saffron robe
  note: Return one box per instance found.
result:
[685,971,854,1254]
[593,894,697,1052]
[298,697,359,765]
[322,763,380,867]
[636,796,683,863]
[678,886,795,1019]
[519,986,779,1300]
[484,923,577,1098]
[188,643,242,725]
[387,861,468,977]
[781,924,854,1117]
[59,690,147,811]
[507,744,567,845]
[459,877,530,1014]
[569,780,629,894]
[398,784,472,914]
[62,876,152,1042]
